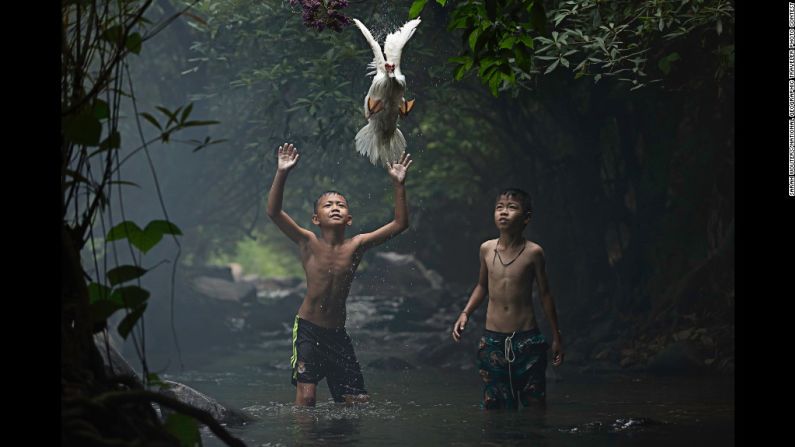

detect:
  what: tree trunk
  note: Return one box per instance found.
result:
[62,224,106,383]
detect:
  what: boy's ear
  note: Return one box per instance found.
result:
[523,212,532,225]
[346,215,353,226]
[312,214,320,226]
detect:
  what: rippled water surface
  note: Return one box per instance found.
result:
[163,330,733,447]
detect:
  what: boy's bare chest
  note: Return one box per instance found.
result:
[302,243,361,275]
[488,257,535,284]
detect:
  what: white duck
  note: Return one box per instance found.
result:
[352,17,421,166]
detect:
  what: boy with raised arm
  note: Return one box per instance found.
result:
[452,188,564,409]
[266,143,413,406]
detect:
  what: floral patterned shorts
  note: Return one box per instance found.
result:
[477,328,548,409]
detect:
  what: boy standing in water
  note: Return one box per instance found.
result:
[266,143,413,406]
[452,188,564,409]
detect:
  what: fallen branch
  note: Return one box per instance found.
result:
[95,390,247,447]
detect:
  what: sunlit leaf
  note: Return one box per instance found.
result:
[409,0,427,19]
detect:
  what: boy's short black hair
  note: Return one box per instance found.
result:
[497,188,532,216]
[314,190,347,212]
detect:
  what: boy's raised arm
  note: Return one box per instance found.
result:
[534,246,564,366]
[452,243,489,342]
[355,152,413,251]
[266,143,314,244]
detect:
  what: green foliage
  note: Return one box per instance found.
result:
[658,52,680,75]
[409,0,429,19]
[208,226,304,278]
[132,0,401,263]
[146,372,167,388]
[88,282,113,302]
[123,0,733,329]
[409,0,734,95]
[107,265,148,286]
[138,103,221,144]
[63,109,103,146]
[62,2,251,444]
[112,286,151,308]
[88,281,151,328]
[106,220,183,254]
[93,218,185,334]
[163,413,202,447]
[62,0,222,243]
[142,0,731,271]
[118,303,148,339]
[62,0,222,378]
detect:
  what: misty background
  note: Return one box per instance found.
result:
[83,0,733,380]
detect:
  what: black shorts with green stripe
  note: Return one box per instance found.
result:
[290,315,367,402]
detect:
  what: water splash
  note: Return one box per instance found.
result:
[559,417,660,434]
[243,399,402,421]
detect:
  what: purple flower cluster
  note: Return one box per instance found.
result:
[289,0,352,32]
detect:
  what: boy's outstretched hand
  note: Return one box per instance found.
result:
[451,312,467,342]
[277,143,299,172]
[388,151,413,184]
